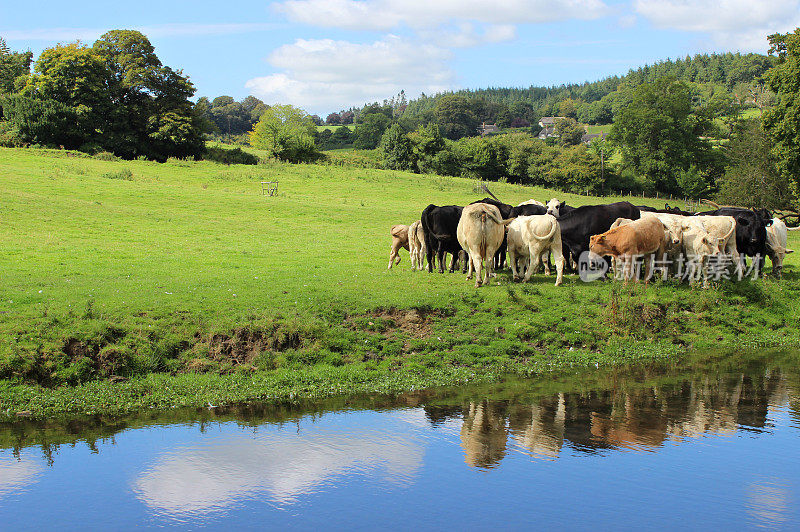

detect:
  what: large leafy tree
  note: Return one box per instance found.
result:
[379,123,413,170]
[353,112,391,149]
[17,42,110,148]
[763,29,800,196]
[435,95,478,140]
[609,76,710,193]
[92,30,203,160]
[249,104,319,162]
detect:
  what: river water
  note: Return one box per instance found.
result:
[1,352,799,530]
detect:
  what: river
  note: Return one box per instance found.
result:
[1,351,799,529]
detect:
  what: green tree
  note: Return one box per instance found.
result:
[19,42,110,149]
[379,123,414,170]
[353,113,390,149]
[92,30,203,159]
[609,76,710,192]
[763,28,800,195]
[0,37,33,95]
[718,119,795,209]
[249,104,319,162]
[408,123,445,174]
[435,95,478,140]
[555,117,584,146]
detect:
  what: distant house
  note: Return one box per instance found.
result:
[537,117,566,139]
[478,122,500,137]
[581,132,604,144]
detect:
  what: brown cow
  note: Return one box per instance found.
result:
[589,217,668,281]
[388,224,409,269]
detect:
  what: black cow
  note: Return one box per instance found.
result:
[637,203,693,215]
[555,202,576,217]
[470,198,514,269]
[559,201,642,265]
[471,197,513,218]
[510,203,547,217]
[696,207,771,260]
[421,204,466,273]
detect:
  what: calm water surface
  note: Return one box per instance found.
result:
[1,353,800,530]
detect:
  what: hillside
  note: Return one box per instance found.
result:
[400,52,773,125]
[1,147,799,417]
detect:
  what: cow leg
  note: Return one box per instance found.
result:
[509,248,520,281]
[473,255,483,287]
[388,244,398,270]
[553,243,565,287]
[465,252,474,280]
[542,250,551,275]
[523,244,539,283]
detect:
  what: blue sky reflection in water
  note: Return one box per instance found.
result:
[1,361,800,529]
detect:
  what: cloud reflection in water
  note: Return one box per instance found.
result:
[133,423,423,516]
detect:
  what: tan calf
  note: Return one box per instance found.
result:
[407,220,426,271]
[506,214,565,286]
[388,224,409,269]
[589,217,668,281]
[457,203,515,287]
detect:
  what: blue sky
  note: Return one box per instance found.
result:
[3,1,799,115]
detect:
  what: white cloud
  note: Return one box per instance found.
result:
[634,0,800,51]
[419,23,517,48]
[275,0,610,30]
[245,36,454,113]
[2,23,277,42]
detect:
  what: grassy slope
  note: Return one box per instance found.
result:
[1,147,799,417]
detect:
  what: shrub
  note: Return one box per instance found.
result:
[203,145,259,165]
[94,151,119,161]
[102,168,133,180]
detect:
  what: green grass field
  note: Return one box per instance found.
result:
[2,147,799,417]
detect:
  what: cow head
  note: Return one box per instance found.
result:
[546,198,562,218]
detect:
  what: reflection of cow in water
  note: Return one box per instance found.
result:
[441,369,788,468]
[459,400,509,468]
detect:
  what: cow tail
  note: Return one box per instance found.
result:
[480,211,488,257]
[531,219,558,241]
[721,219,736,243]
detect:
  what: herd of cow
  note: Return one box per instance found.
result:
[388,196,794,288]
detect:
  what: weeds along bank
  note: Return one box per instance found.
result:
[1,147,799,417]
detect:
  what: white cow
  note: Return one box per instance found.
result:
[682,215,741,279]
[457,203,515,287]
[516,199,545,207]
[680,224,719,287]
[407,220,426,271]
[506,214,565,286]
[765,217,794,276]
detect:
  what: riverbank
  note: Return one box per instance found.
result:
[1,147,798,418]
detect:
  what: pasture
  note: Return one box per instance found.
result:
[2,147,800,416]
